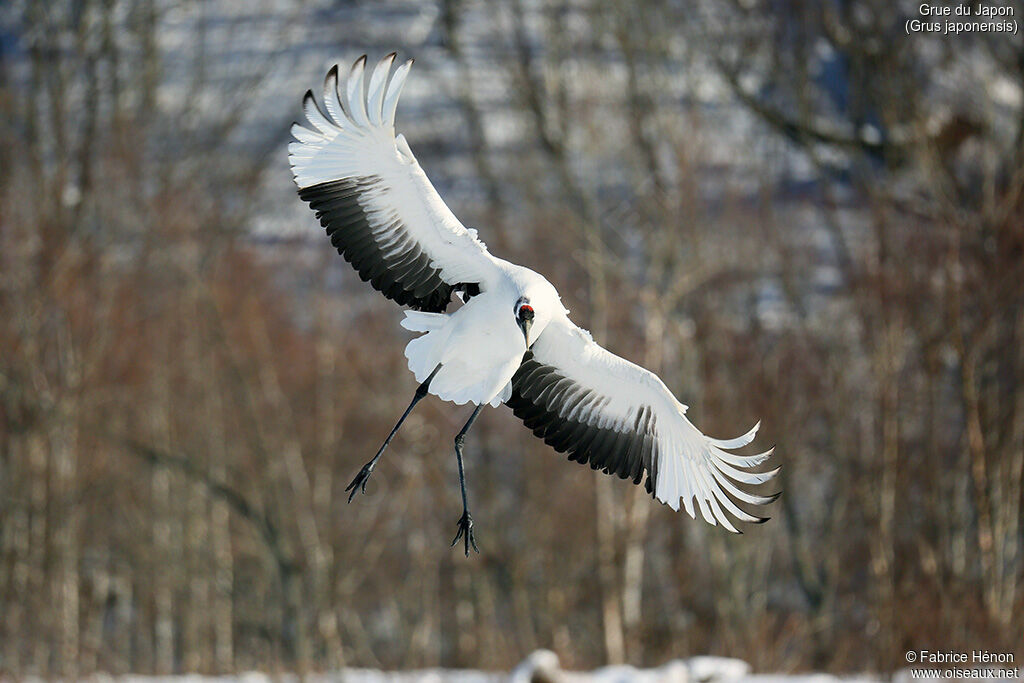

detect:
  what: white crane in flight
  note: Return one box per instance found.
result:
[289,54,778,555]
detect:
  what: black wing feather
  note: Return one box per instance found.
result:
[299,175,472,312]
[506,351,659,494]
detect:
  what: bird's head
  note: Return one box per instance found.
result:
[515,297,535,347]
[514,278,565,348]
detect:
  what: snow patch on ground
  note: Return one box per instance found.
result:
[11,655,947,683]
[11,658,1022,683]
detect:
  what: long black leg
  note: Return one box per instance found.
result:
[346,364,441,503]
[451,404,484,556]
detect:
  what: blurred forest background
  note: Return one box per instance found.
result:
[1,0,1022,677]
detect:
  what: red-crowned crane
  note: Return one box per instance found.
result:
[289,54,779,555]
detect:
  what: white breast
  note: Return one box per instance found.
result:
[402,291,526,407]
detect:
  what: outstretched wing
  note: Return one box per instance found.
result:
[289,54,498,312]
[506,316,779,532]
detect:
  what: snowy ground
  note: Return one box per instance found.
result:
[14,654,1018,683]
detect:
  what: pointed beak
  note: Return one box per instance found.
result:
[518,317,534,348]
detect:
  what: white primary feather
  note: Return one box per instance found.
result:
[365,54,393,125]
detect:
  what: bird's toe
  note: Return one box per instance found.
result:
[451,512,479,556]
[345,464,375,502]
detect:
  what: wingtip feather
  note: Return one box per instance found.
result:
[367,53,396,125]
[290,121,323,145]
[323,65,339,96]
[709,420,761,449]
[382,59,413,127]
[301,89,336,135]
[322,64,347,125]
[346,56,371,126]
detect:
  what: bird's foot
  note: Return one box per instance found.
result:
[451,511,479,556]
[345,462,376,503]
